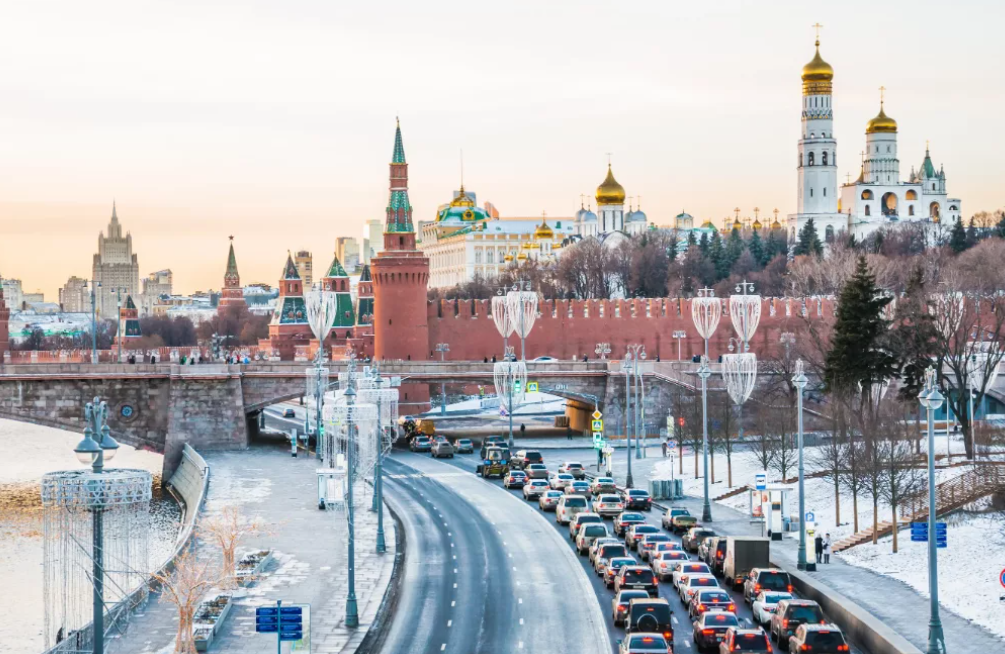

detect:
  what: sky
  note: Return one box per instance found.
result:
[1,0,1003,299]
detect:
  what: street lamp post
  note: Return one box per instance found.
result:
[110,287,124,363]
[691,287,721,522]
[792,360,813,571]
[627,344,646,460]
[83,280,102,363]
[595,343,611,360]
[73,397,120,654]
[673,330,686,361]
[919,368,946,654]
[697,356,712,522]
[344,373,359,628]
[622,354,634,488]
[436,343,449,415]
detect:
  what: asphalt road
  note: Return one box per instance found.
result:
[421,448,865,654]
[378,454,610,654]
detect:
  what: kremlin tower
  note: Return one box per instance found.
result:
[219,236,246,312]
[116,295,142,353]
[315,254,356,358]
[371,119,430,362]
[266,253,311,360]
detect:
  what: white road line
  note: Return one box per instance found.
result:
[451,600,456,607]
[448,532,452,536]
[440,645,446,651]
[518,598,523,604]
[452,555,457,560]
[512,566,517,571]
[672,615,679,625]
[685,640,690,648]
[450,543,455,548]
[518,642,524,649]
[519,618,524,625]
[453,583,457,588]
[443,521,448,526]
[453,568,458,573]
[447,620,452,627]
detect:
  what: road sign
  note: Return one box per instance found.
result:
[258,602,308,645]
[592,409,603,420]
[1000,568,1005,589]
[754,473,766,491]
[805,511,816,523]
[591,419,604,432]
[527,381,539,392]
[592,431,604,447]
[668,441,676,449]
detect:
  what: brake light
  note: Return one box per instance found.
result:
[697,604,705,611]
[727,604,735,611]
[703,629,715,635]
[617,604,627,613]
[783,620,789,629]
[663,631,671,639]
[788,585,794,592]
[801,646,812,652]
[717,552,723,559]
[754,583,761,593]
[838,645,850,651]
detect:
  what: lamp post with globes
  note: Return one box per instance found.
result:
[73,397,120,654]
[435,343,450,415]
[919,368,946,654]
[792,360,813,571]
[672,330,686,361]
[83,279,103,363]
[627,344,646,460]
[595,343,611,360]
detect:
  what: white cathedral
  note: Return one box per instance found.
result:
[788,35,961,243]
[573,163,649,245]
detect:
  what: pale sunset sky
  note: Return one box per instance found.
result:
[1,0,1003,299]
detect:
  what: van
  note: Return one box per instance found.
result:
[556,494,589,525]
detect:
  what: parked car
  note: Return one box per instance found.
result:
[612,589,650,626]
[637,533,672,562]
[622,488,653,510]
[558,461,586,479]
[787,624,849,654]
[614,565,659,597]
[550,473,575,490]
[688,588,735,620]
[512,450,544,470]
[718,628,772,654]
[770,599,826,650]
[683,527,716,553]
[603,556,637,589]
[592,494,625,517]
[743,568,793,604]
[692,610,739,652]
[576,523,610,554]
[410,436,432,452]
[591,477,618,495]
[555,494,589,525]
[538,490,563,511]
[569,512,604,540]
[614,511,648,536]
[751,591,793,626]
[625,597,673,642]
[662,506,695,533]
[618,633,672,654]
[651,551,690,581]
[453,438,474,453]
[565,480,592,496]
[625,524,661,550]
[431,439,455,458]
[524,463,549,480]
[522,479,550,500]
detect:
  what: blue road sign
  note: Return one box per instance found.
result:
[1000,568,1005,589]
[257,607,279,617]
[280,606,303,616]
[755,473,767,491]
[805,511,816,523]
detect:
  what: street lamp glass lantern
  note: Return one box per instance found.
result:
[74,430,102,465]
[99,425,120,461]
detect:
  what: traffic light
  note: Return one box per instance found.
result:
[678,417,685,427]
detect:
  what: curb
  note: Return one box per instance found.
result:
[353,495,406,654]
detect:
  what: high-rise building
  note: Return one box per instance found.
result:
[335,237,360,273]
[294,250,313,287]
[1,278,23,311]
[363,219,383,263]
[92,202,140,319]
[59,276,89,313]
[140,269,173,315]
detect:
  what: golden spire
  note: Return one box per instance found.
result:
[802,24,833,95]
[771,208,782,230]
[866,86,897,134]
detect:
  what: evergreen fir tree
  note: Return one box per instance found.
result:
[949,217,968,253]
[727,227,745,267]
[708,232,729,281]
[965,216,979,249]
[699,232,710,257]
[890,266,938,400]
[688,231,698,247]
[748,229,765,267]
[996,213,1005,239]
[824,256,897,399]
[793,218,823,257]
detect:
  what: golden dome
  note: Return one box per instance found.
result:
[516,250,528,261]
[732,218,743,231]
[503,253,514,262]
[449,185,475,207]
[521,241,534,250]
[752,219,762,230]
[534,218,554,239]
[801,40,833,95]
[596,164,626,205]
[771,219,782,230]
[866,104,897,134]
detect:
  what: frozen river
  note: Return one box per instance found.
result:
[0,419,180,654]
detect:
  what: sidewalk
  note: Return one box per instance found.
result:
[107,446,396,654]
[596,449,1004,653]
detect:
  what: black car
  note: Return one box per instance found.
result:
[615,565,659,597]
[513,450,544,470]
[622,488,653,510]
[744,568,793,603]
[613,512,647,537]
[693,611,740,651]
[626,598,674,642]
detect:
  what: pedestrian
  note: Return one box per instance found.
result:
[566,424,573,441]
[661,439,668,458]
[492,354,497,363]
[823,533,832,564]
[483,356,488,363]
[814,533,823,564]
[520,423,526,439]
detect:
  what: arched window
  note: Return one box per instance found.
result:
[930,202,941,219]
[887,146,891,153]
[906,190,917,200]
[950,205,958,211]
[932,183,936,191]
[825,225,835,243]
[808,152,815,166]
[823,188,827,197]
[861,190,874,200]
[865,205,871,216]
[822,152,828,166]
[881,192,898,216]
[909,206,915,216]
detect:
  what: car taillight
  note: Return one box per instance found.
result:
[727,604,735,611]
[788,584,794,592]
[783,620,789,629]
[754,584,761,593]
[717,552,724,559]
[703,629,715,635]
[838,645,849,651]
[617,604,627,612]
[697,604,705,612]
[801,646,812,652]
[663,631,671,639]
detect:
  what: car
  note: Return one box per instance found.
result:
[282,407,296,418]
[688,589,735,620]
[431,439,455,458]
[651,551,690,580]
[743,568,793,604]
[718,628,772,654]
[594,541,629,573]
[475,446,509,478]
[664,507,697,534]
[787,624,850,653]
[453,438,474,453]
[533,356,558,362]
[683,527,716,553]
[770,599,826,650]
[538,490,563,511]
[637,533,672,562]
[603,556,637,588]
[707,537,728,575]
[678,573,719,604]
[612,589,650,626]
[565,480,592,496]
[512,449,544,470]
[692,610,740,652]
[622,488,653,510]
[614,511,648,536]
[550,473,575,490]
[555,494,589,525]
[558,461,586,479]
[524,463,549,480]
[618,633,672,654]
[502,470,527,489]
[625,524,661,550]
[591,477,618,495]
[751,591,793,627]
[614,565,659,597]
[576,523,610,554]
[589,537,622,565]
[592,494,625,517]
[569,512,604,540]
[625,597,674,642]
[671,561,713,591]
[522,479,550,500]
[410,436,432,452]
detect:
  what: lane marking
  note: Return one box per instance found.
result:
[519,618,524,625]
[450,543,455,548]
[447,620,452,627]
[441,645,446,651]
[685,640,690,648]
[512,566,517,572]
[451,600,456,607]
[453,555,457,560]
[454,568,458,573]
[672,615,679,625]
[518,642,524,649]
[518,598,523,604]
[508,553,512,558]
[453,583,457,588]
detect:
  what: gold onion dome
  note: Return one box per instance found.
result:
[595,164,626,205]
[866,104,898,134]
[534,219,554,239]
[801,39,833,95]
[752,218,762,230]
[732,218,743,231]
[504,253,514,262]
[771,218,782,230]
[516,250,528,261]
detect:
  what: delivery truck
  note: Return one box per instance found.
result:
[723,536,770,589]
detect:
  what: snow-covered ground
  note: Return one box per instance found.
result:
[841,505,1005,640]
[422,391,567,416]
[0,419,179,654]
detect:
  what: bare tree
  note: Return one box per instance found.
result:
[711,393,738,487]
[876,401,925,553]
[749,401,775,475]
[810,394,854,528]
[839,431,866,534]
[201,507,266,590]
[763,409,797,481]
[151,543,226,654]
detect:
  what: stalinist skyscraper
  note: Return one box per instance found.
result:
[92,202,140,318]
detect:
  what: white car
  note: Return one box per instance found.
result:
[650,551,690,581]
[522,479,550,500]
[550,473,575,490]
[751,590,793,626]
[575,523,610,554]
[671,561,713,592]
[679,573,719,603]
[591,494,625,517]
[555,494,589,525]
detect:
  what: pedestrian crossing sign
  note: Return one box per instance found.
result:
[527,381,539,392]
[591,419,604,432]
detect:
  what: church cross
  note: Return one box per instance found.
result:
[605,152,613,165]
[879,85,886,106]
[812,23,823,41]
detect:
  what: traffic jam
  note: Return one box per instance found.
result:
[424,436,856,654]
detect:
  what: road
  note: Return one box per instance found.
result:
[377,454,610,654]
[418,448,865,654]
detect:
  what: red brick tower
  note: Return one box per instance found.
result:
[371,118,430,361]
[116,295,142,349]
[219,236,246,312]
[350,264,375,358]
[267,253,311,360]
[0,277,9,356]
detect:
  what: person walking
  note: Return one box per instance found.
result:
[661,438,668,458]
[519,423,526,439]
[566,424,573,441]
[823,533,832,564]
[814,533,823,564]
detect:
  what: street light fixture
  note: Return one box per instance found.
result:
[621,354,634,487]
[436,343,450,415]
[595,343,611,360]
[82,279,103,364]
[792,360,813,571]
[672,330,686,361]
[697,356,712,522]
[919,367,946,654]
[691,288,721,523]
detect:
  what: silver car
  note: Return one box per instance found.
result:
[569,512,604,539]
[592,494,625,517]
[550,473,575,490]
[575,523,610,554]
